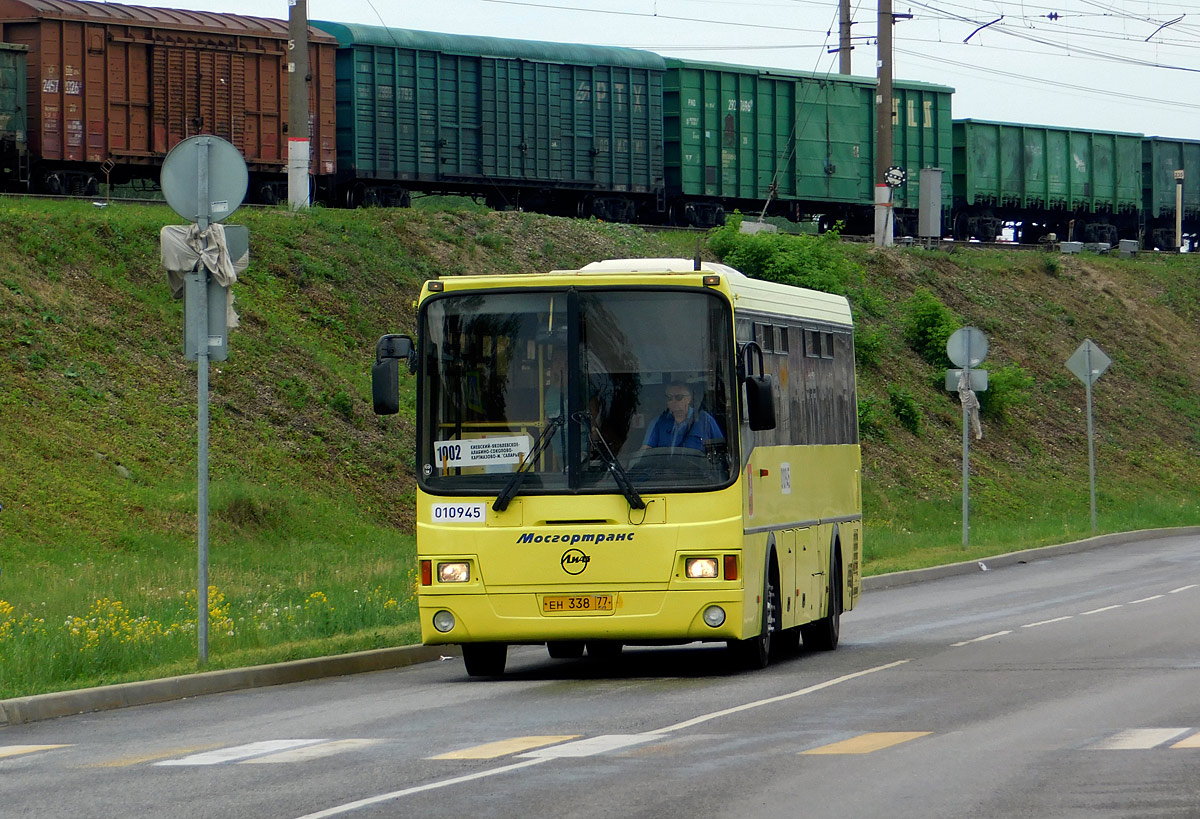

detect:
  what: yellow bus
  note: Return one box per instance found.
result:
[372,258,862,676]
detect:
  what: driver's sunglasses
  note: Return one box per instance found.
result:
[665,392,689,401]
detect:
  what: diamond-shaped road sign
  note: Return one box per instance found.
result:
[1066,339,1111,386]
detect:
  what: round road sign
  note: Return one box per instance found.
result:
[946,326,988,368]
[160,135,248,225]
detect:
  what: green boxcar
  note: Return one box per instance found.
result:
[952,119,1143,243]
[0,42,28,191]
[311,22,665,219]
[1142,137,1200,250]
[662,58,953,231]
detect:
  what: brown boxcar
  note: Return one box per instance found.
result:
[0,0,337,199]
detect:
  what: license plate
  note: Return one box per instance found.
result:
[542,594,614,614]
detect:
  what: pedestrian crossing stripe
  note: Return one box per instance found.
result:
[1090,728,1198,750]
[0,745,71,759]
[801,732,931,755]
[429,736,580,759]
[156,740,330,766]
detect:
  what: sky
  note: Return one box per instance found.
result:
[99,0,1200,140]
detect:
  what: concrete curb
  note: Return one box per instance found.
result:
[861,526,1200,591]
[0,643,461,727]
[5,526,1197,727]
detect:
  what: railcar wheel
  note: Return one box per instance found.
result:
[801,553,842,651]
[547,641,585,659]
[462,642,507,677]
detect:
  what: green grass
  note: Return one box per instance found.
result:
[1,199,1199,697]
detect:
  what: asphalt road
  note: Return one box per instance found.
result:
[2,530,1199,818]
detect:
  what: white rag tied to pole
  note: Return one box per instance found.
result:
[160,223,248,328]
[957,368,983,440]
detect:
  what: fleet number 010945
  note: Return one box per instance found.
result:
[431,503,486,522]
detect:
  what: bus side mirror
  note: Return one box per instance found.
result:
[745,374,776,431]
[740,341,777,431]
[372,334,415,416]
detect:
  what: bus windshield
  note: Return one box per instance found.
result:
[418,287,737,496]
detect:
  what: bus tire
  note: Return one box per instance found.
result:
[730,568,778,670]
[585,640,622,660]
[801,552,842,651]
[547,640,585,659]
[462,642,507,676]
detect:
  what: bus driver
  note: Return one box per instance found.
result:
[642,380,724,452]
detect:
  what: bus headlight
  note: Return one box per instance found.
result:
[703,606,726,627]
[438,562,470,583]
[432,610,456,633]
[686,558,719,579]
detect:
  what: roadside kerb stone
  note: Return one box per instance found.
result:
[0,643,460,727]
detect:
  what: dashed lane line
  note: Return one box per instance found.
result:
[951,631,1011,647]
[1081,605,1123,616]
[801,732,931,755]
[1169,585,1198,594]
[1128,595,1165,604]
[1022,616,1073,628]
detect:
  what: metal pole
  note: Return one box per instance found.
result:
[962,389,970,547]
[195,139,210,666]
[288,0,311,210]
[1085,346,1097,532]
[1176,175,1184,251]
[839,0,852,74]
[961,335,972,548]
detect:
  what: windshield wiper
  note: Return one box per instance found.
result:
[493,415,564,512]
[573,411,645,510]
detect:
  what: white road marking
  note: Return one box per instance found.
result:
[242,739,382,764]
[1081,605,1122,615]
[951,630,1011,647]
[0,745,71,759]
[1168,585,1197,594]
[290,659,911,818]
[1022,616,1073,628]
[519,734,658,758]
[1128,595,1164,604]
[156,739,327,766]
[1090,728,1192,750]
[647,660,911,735]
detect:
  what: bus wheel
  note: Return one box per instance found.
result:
[585,640,622,660]
[462,643,507,676]
[547,641,585,659]
[731,570,778,670]
[801,554,842,651]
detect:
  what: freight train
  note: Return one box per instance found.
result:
[0,0,1195,249]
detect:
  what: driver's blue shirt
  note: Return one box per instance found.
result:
[643,408,723,451]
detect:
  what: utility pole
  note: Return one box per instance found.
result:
[287,0,310,210]
[874,0,894,246]
[839,0,852,74]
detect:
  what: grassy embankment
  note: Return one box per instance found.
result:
[1,199,1197,697]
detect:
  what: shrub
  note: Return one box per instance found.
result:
[857,395,888,441]
[902,288,958,366]
[978,362,1034,421]
[888,384,922,435]
[854,325,886,368]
